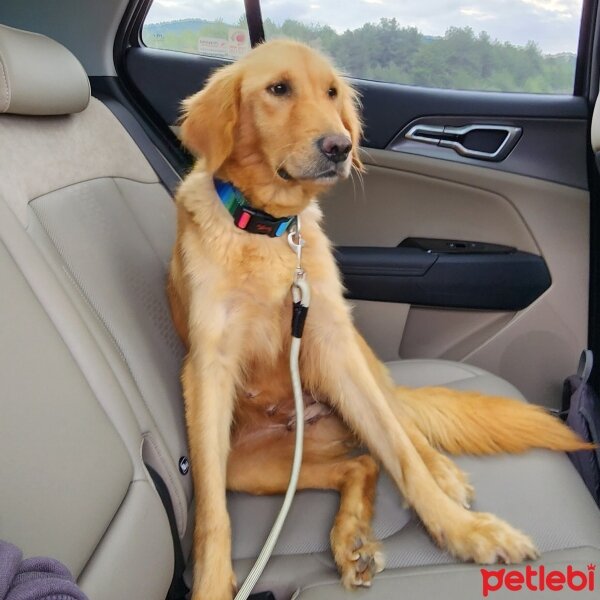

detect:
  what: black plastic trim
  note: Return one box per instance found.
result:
[400,238,516,255]
[114,0,152,63]
[576,0,598,97]
[389,114,588,189]
[587,0,600,394]
[356,81,589,149]
[244,0,265,46]
[124,47,228,126]
[335,246,551,311]
[112,0,195,176]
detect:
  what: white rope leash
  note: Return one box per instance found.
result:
[234,218,310,600]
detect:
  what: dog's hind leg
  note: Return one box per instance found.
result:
[228,432,384,588]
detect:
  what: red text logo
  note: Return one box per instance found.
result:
[481,564,595,597]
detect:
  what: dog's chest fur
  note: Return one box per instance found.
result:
[174,171,350,437]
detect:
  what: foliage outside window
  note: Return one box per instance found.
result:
[143,1,583,94]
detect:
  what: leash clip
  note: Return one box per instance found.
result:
[287,216,305,282]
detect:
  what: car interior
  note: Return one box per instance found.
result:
[1,0,599,599]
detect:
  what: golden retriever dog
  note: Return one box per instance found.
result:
[168,39,591,599]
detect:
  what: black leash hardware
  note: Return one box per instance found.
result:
[291,300,309,338]
[288,216,310,339]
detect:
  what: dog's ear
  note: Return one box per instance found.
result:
[180,64,241,173]
[340,82,364,172]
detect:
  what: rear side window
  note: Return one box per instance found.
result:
[261,1,584,94]
[143,0,250,60]
[142,0,584,94]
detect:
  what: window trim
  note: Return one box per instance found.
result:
[130,0,260,64]
[575,0,598,97]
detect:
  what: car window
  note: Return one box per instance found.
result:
[143,0,584,94]
[143,0,251,60]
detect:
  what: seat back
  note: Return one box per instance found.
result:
[0,23,178,599]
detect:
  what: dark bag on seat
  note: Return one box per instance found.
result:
[562,350,600,506]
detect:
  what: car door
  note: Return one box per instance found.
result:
[112,0,595,407]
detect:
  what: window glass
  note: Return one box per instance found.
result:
[260,0,583,93]
[143,1,250,60]
[143,0,583,93]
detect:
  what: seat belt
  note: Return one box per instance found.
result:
[145,464,189,600]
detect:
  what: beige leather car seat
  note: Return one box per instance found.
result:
[0,24,174,600]
[1,23,599,600]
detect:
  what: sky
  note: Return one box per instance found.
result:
[145,0,584,54]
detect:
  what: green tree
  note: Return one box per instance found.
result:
[143,17,576,94]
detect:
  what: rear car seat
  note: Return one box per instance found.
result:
[0,25,174,600]
[1,23,599,600]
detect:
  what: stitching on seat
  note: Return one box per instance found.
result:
[0,50,11,112]
[60,261,130,363]
[388,359,481,386]
[29,191,188,534]
[113,178,171,269]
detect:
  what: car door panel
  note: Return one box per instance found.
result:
[336,246,551,310]
[124,47,226,127]
[389,115,587,188]
[324,149,588,406]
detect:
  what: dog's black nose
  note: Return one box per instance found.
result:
[318,135,352,163]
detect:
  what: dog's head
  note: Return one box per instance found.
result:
[180,39,363,216]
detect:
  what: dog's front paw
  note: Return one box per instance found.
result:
[331,516,385,588]
[433,511,539,564]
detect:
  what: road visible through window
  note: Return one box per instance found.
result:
[143,0,584,94]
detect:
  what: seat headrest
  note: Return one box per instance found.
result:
[0,24,90,116]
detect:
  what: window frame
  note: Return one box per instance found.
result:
[575,0,598,96]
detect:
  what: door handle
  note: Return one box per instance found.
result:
[405,123,522,161]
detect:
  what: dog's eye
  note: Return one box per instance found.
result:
[268,82,290,96]
[328,87,338,98]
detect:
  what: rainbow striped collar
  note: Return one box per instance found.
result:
[214,179,295,238]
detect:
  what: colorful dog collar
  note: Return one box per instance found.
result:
[214,179,295,238]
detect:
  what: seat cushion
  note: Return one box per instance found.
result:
[229,358,528,561]
[294,548,600,600]
[227,360,600,598]
[387,358,527,399]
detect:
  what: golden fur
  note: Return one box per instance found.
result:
[168,39,592,600]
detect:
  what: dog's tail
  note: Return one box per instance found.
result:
[395,385,594,455]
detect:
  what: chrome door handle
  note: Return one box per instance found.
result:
[405,124,522,161]
[404,124,444,145]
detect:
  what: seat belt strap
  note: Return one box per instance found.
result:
[145,464,189,600]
